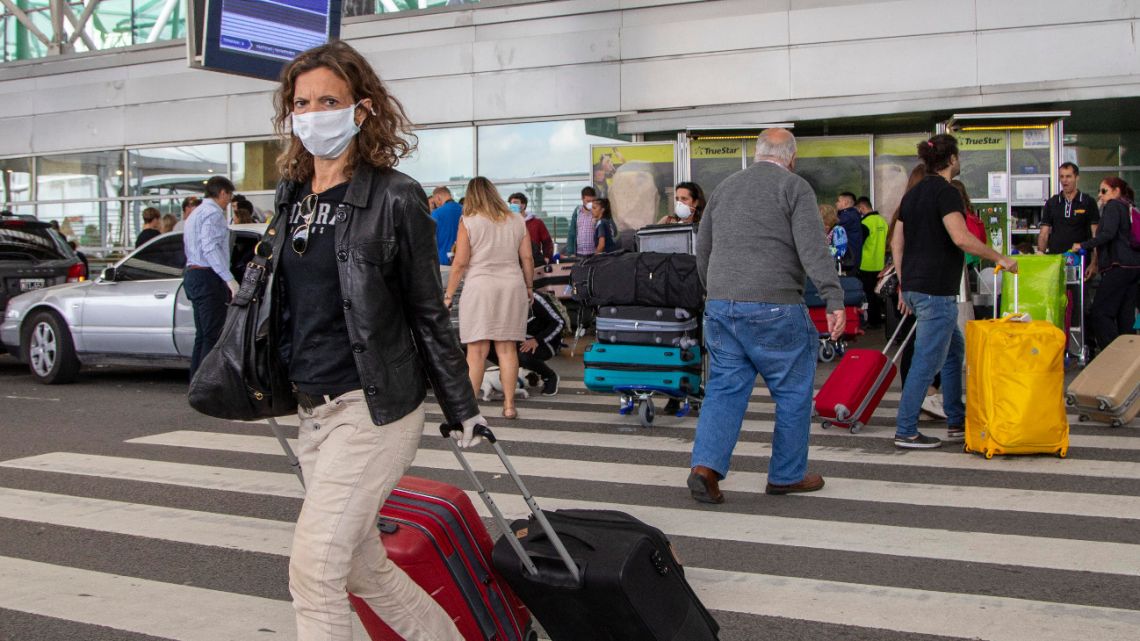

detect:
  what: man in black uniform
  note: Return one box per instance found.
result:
[1038,162,1099,269]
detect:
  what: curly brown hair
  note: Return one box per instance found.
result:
[273,41,417,182]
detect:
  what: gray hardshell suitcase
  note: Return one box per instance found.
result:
[596,305,699,348]
[1065,335,1140,427]
[636,223,697,255]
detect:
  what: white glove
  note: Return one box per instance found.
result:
[453,414,487,449]
[226,279,240,301]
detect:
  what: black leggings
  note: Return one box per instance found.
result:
[1089,267,1140,351]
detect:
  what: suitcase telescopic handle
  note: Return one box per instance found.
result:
[439,423,582,584]
[881,310,917,363]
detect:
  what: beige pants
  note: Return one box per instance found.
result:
[290,393,462,641]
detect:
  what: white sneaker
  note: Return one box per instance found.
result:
[921,393,947,420]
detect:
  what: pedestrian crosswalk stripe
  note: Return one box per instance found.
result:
[686,566,1140,641]
[6,496,1140,641]
[257,417,1140,479]
[5,451,1138,577]
[0,487,294,556]
[554,378,906,402]
[0,557,296,641]
[129,430,1140,521]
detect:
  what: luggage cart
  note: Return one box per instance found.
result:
[616,348,706,428]
[1064,251,1088,367]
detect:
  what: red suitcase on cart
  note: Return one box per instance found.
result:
[350,476,535,641]
[814,316,915,433]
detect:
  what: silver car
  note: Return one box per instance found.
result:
[1,224,265,384]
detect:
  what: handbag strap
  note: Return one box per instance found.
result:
[232,224,283,307]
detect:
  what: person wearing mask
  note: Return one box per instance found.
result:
[592,197,618,254]
[267,41,484,641]
[658,182,705,225]
[135,207,162,247]
[173,196,201,232]
[688,128,845,504]
[444,177,534,420]
[1073,177,1140,353]
[856,196,888,329]
[1041,163,1099,268]
[892,134,1017,449]
[565,186,597,257]
[429,185,462,266]
[510,192,553,265]
[834,191,865,273]
[183,176,238,378]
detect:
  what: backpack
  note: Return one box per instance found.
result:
[538,290,572,338]
[1129,205,1140,250]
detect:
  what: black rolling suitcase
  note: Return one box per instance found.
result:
[595,305,699,347]
[442,423,720,641]
[492,509,719,641]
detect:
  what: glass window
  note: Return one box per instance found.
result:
[1011,128,1052,176]
[1078,170,1125,196]
[232,140,284,191]
[90,0,135,51]
[38,200,123,249]
[37,151,124,201]
[690,139,745,195]
[873,134,925,220]
[127,144,228,197]
[400,127,474,186]
[794,136,872,205]
[115,234,185,281]
[490,180,590,245]
[0,157,33,203]
[479,120,625,180]
[957,132,1007,202]
[132,0,185,43]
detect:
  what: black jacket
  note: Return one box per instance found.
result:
[528,293,566,353]
[1082,199,1140,270]
[267,163,479,426]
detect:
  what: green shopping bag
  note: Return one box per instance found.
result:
[999,255,1066,330]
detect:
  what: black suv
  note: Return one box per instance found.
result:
[0,213,87,352]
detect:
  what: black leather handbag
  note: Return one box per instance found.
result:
[188,230,296,420]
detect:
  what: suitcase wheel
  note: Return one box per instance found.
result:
[1111,419,1124,428]
[820,420,832,430]
[1079,414,1091,423]
[639,399,656,428]
[1057,448,1068,459]
[849,422,862,435]
[984,449,995,460]
[1064,393,1076,407]
[818,342,837,362]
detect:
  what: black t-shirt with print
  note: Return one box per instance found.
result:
[898,175,966,297]
[279,181,360,396]
[1041,191,1099,254]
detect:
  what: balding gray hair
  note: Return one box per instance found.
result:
[753,129,797,167]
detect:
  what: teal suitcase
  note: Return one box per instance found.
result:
[583,344,702,395]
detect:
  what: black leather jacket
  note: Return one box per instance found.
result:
[267,163,480,426]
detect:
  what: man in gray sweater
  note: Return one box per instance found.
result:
[688,128,845,504]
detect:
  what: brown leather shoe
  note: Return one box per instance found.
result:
[765,473,825,495]
[687,466,724,504]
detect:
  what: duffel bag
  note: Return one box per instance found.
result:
[570,251,705,309]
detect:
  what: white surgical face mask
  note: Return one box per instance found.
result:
[292,101,363,159]
[585,201,594,211]
[674,201,693,219]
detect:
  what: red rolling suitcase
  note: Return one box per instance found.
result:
[264,420,536,641]
[814,315,915,433]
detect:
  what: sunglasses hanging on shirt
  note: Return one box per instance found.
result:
[292,193,319,256]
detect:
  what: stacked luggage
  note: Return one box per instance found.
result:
[804,276,867,361]
[573,238,706,427]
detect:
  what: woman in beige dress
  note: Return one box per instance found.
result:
[444,177,534,418]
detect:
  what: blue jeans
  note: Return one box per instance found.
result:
[691,300,818,485]
[896,292,965,437]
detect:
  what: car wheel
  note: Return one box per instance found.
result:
[24,310,80,384]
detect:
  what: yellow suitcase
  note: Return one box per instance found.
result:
[964,316,1069,459]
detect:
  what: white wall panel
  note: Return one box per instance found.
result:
[355,28,476,80]
[790,33,978,99]
[473,16,620,72]
[621,0,787,60]
[32,108,124,153]
[0,116,34,157]
[0,79,37,121]
[472,63,620,120]
[223,94,278,139]
[976,0,1140,30]
[621,49,791,110]
[977,22,1140,86]
[120,97,227,147]
[390,75,476,125]
[789,0,975,44]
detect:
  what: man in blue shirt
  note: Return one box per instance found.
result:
[429,186,462,266]
[183,176,237,377]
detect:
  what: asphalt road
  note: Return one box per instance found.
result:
[1,338,1139,641]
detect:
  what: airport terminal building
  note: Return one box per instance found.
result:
[0,0,1138,253]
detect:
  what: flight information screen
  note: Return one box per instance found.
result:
[203,0,342,80]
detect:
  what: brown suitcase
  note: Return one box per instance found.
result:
[1065,335,1140,427]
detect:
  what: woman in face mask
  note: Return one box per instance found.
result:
[266,41,481,641]
[657,181,705,225]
